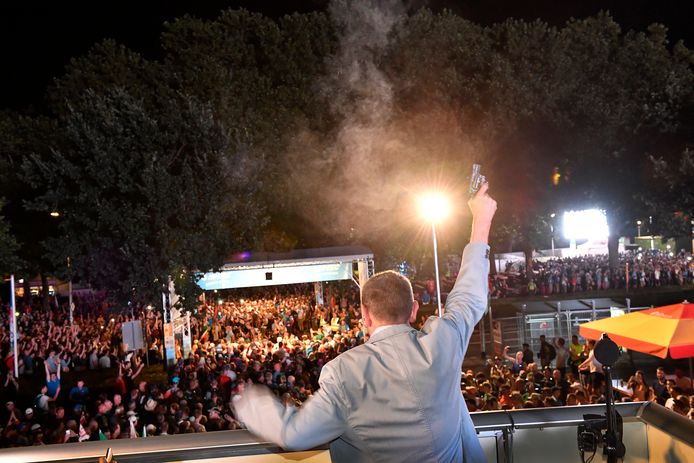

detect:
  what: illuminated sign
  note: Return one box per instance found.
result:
[562,209,609,240]
[198,262,353,290]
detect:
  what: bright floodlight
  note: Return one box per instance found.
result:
[418,192,450,223]
[563,209,609,240]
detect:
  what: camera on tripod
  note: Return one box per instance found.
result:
[577,414,607,453]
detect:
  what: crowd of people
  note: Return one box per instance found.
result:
[488,250,694,298]
[0,286,365,446]
[472,336,693,417]
[0,284,692,448]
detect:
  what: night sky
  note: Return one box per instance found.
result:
[1,0,692,111]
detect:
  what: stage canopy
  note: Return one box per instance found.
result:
[197,246,374,290]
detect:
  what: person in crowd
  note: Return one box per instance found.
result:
[69,380,90,408]
[539,335,556,369]
[34,386,51,414]
[553,337,569,375]
[503,346,524,374]
[45,362,61,402]
[521,343,534,365]
[674,369,693,393]
[568,335,584,376]
[652,367,670,406]
[578,340,604,397]
[623,370,651,401]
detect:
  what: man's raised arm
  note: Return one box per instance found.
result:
[441,182,496,346]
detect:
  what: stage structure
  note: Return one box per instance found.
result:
[197,246,375,298]
[160,247,373,367]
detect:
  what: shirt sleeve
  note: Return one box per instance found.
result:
[234,363,346,451]
[440,242,490,348]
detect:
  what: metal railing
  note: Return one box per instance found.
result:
[3,403,692,463]
[469,301,651,356]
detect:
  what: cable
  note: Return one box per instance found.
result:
[585,445,597,463]
[580,444,598,463]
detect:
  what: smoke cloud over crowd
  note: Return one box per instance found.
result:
[286,0,481,250]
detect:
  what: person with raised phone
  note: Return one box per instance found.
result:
[235,182,497,463]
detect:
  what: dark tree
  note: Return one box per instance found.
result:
[0,198,20,276]
[24,88,263,310]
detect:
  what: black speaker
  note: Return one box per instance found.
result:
[265,272,273,280]
[594,333,620,367]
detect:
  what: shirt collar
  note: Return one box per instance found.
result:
[368,324,412,342]
[370,324,402,337]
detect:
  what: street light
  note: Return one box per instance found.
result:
[418,192,450,318]
[636,220,642,237]
[550,213,556,255]
[67,256,73,326]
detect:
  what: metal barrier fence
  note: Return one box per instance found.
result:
[469,301,650,358]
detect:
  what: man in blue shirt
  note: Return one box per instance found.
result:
[45,362,61,401]
[69,380,89,407]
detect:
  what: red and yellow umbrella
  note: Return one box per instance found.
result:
[579,301,694,359]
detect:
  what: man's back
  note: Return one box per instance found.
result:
[324,320,479,462]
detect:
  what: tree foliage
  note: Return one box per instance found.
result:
[0,112,60,283]
[649,149,694,238]
[2,5,694,295]
[0,198,21,275]
[24,88,263,309]
[383,11,694,268]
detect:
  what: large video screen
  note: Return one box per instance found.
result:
[562,209,609,241]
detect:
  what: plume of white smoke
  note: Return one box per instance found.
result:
[286,0,478,246]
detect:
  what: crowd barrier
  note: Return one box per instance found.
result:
[1,402,692,463]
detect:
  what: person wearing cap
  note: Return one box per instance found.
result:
[145,423,157,436]
[21,407,36,433]
[235,183,497,463]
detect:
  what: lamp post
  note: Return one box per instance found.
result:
[418,193,450,318]
[10,274,19,378]
[67,256,73,326]
[550,213,556,255]
[636,220,642,238]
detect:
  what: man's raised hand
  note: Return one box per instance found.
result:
[468,182,497,243]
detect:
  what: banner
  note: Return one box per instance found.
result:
[314,281,324,307]
[164,322,176,367]
[122,321,145,352]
